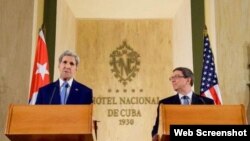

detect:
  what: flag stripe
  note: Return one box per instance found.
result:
[211,85,222,104]
[203,85,221,105]
[39,29,46,43]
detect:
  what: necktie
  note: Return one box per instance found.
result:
[182,96,190,105]
[60,82,69,104]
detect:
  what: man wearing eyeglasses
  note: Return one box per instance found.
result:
[151,67,214,141]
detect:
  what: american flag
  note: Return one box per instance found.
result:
[200,33,222,105]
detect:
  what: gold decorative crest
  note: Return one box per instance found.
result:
[110,41,140,86]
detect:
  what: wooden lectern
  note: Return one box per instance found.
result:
[5,104,94,141]
[159,105,248,141]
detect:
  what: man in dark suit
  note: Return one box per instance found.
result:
[151,67,214,141]
[36,50,92,104]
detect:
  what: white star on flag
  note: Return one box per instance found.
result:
[36,62,49,80]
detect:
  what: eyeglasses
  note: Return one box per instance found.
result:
[169,75,185,81]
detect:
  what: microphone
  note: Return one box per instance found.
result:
[93,120,100,140]
[199,96,206,104]
[49,87,57,104]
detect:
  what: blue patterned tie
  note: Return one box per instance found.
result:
[60,82,69,104]
[182,96,190,105]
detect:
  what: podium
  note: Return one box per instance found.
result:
[5,104,94,141]
[159,105,248,141]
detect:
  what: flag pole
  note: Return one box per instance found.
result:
[203,25,208,37]
[41,24,46,38]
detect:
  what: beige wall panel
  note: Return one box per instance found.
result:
[205,0,218,60]
[0,0,35,140]
[173,0,193,69]
[65,0,184,19]
[215,0,250,117]
[54,0,76,80]
[76,19,172,141]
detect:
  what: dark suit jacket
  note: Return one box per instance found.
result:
[36,79,93,104]
[151,93,214,137]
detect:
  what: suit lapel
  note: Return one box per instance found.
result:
[67,80,79,103]
[191,93,200,104]
[173,94,181,104]
[51,80,61,104]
